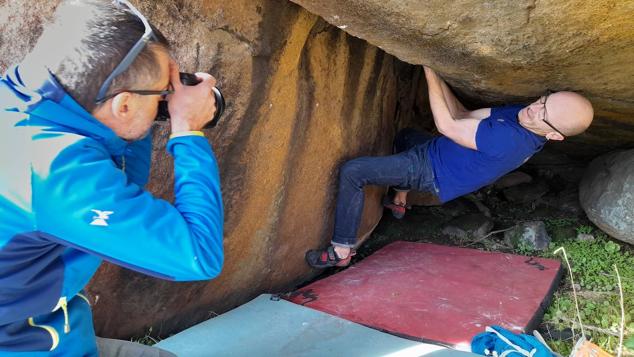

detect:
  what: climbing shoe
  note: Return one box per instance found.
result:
[305,246,355,269]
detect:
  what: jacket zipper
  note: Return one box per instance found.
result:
[27,317,59,351]
[52,296,70,333]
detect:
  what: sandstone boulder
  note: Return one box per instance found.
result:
[579,150,634,245]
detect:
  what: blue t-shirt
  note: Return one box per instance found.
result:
[427,105,546,203]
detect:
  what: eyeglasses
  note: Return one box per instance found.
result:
[95,0,158,104]
[538,92,566,138]
[96,89,173,103]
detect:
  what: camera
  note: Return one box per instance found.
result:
[156,72,226,128]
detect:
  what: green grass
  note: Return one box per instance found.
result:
[537,220,634,356]
[130,326,159,346]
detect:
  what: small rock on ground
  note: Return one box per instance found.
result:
[504,221,551,251]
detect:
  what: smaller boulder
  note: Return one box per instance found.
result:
[579,149,634,245]
[504,221,551,251]
[442,213,494,240]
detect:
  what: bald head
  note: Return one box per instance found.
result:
[545,91,594,136]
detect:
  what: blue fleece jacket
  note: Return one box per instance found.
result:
[0,65,224,355]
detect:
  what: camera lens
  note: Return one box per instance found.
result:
[208,87,225,128]
[155,72,226,129]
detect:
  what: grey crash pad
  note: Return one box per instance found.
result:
[156,294,477,357]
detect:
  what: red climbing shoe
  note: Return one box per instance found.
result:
[305,246,356,269]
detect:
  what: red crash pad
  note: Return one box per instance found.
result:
[289,241,562,348]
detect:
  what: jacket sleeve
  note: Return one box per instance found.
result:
[33,133,224,281]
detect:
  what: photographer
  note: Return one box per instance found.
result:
[0,0,223,355]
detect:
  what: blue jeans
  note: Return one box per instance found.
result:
[331,128,439,247]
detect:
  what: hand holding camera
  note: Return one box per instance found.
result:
[159,62,226,132]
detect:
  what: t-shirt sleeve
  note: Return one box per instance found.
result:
[475,108,520,156]
[496,105,523,123]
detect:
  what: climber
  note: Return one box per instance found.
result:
[305,65,593,268]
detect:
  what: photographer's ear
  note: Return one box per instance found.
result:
[93,92,135,125]
[110,92,134,121]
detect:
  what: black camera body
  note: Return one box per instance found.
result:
[156,72,226,128]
